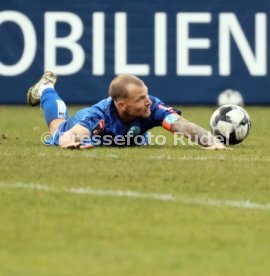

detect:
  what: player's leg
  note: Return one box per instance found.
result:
[40,84,68,134]
[27,71,69,134]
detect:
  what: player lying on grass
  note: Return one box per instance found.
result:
[27,71,228,150]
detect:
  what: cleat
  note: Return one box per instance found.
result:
[27,71,57,106]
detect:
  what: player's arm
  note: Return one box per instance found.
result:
[59,124,91,149]
[163,114,229,150]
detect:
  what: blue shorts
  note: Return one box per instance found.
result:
[44,121,66,146]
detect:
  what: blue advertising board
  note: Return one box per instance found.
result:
[0,0,269,104]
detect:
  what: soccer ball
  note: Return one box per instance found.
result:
[210,105,251,145]
[217,89,244,106]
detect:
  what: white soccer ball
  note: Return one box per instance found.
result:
[217,89,244,106]
[210,104,251,145]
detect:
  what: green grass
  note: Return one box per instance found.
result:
[0,106,270,275]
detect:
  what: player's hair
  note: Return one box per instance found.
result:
[109,74,145,101]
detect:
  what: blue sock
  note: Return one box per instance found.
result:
[41,88,69,127]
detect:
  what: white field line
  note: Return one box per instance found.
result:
[50,152,270,162]
[2,152,270,162]
[1,182,270,211]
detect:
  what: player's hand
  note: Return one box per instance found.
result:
[59,126,91,150]
[61,141,82,149]
[60,142,94,150]
[202,143,232,150]
[79,143,94,149]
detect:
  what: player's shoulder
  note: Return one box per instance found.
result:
[93,97,113,110]
[149,95,167,110]
[75,98,111,123]
[149,95,162,103]
[149,95,182,115]
[88,97,113,116]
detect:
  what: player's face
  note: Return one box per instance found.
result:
[123,84,152,118]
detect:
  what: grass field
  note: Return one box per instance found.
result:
[0,105,270,275]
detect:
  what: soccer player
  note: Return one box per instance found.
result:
[27,71,228,150]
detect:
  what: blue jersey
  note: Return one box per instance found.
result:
[49,95,181,146]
